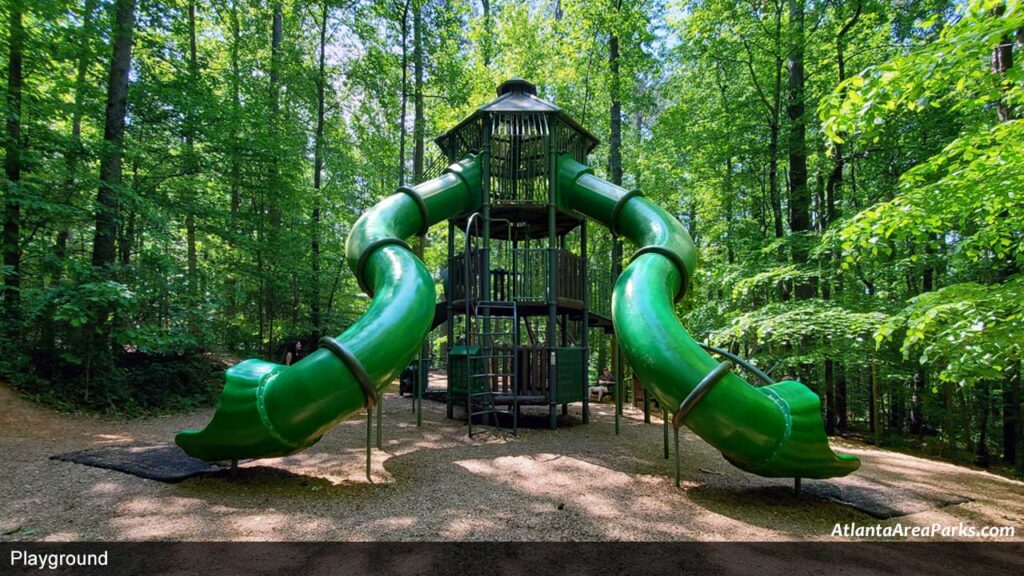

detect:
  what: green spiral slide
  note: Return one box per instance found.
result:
[177,152,858,480]
[557,155,859,479]
[175,156,481,461]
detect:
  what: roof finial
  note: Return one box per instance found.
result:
[497,78,537,97]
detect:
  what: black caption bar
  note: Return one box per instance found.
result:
[1,542,1022,576]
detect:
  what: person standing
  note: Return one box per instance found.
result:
[285,340,305,366]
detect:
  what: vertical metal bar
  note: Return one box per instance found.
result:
[581,220,590,425]
[417,229,427,427]
[446,221,455,420]
[663,409,669,459]
[612,332,620,436]
[643,383,651,424]
[376,393,383,449]
[794,477,802,496]
[546,112,558,430]
[230,459,238,478]
[674,426,681,488]
[366,408,372,482]
[513,304,519,436]
[612,238,623,435]
[482,116,491,341]
[416,364,423,426]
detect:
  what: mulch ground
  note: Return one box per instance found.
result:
[1,380,1021,542]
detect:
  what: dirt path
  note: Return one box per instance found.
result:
[1,381,1021,542]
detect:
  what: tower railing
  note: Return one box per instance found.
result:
[448,247,603,313]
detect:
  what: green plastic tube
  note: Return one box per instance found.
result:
[175,156,481,462]
[558,155,859,479]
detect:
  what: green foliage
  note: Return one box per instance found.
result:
[877,277,1024,386]
[821,0,1024,393]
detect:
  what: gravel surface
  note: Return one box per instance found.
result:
[1,380,1021,542]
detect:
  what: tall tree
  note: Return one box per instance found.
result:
[55,0,99,275]
[397,0,411,185]
[311,0,329,339]
[2,0,24,339]
[740,1,786,238]
[608,0,623,186]
[262,1,284,354]
[185,1,201,324]
[228,0,242,215]
[413,0,425,183]
[787,0,811,278]
[92,0,137,269]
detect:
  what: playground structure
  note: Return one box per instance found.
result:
[176,79,860,483]
[434,77,607,434]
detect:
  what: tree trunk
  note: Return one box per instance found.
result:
[311,1,328,339]
[836,362,848,431]
[991,6,1016,123]
[264,2,283,356]
[1003,364,1020,466]
[826,1,862,229]
[870,360,879,436]
[787,0,811,293]
[92,0,136,269]
[976,381,992,466]
[185,1,200,330]
[54,0,98,281]
[229,0,242,215]
[724,157,735,264]
[608,4,622,186]
[768,122,782,238]
[824,359,836,434]
[413,1,424,183]
[2,0,25,338]
[397,0,410,185]
[481,0,492,66]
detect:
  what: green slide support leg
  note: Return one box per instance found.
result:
[557,155,859,479]
[175,156,481,462]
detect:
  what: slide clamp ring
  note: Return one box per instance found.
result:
[319,336,377,409]
[672,361,733,429]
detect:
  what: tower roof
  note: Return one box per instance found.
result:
[434,78,599,155]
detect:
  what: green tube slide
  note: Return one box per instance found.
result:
[557,155,859,479]
[175,155,481,462]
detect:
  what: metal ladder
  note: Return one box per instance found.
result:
[467,300,519,437]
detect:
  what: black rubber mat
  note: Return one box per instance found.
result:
[52,443,222,483]
[805,480,972,519]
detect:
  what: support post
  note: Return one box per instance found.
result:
[794,477,802,496]
[376,393,383,449]
[416,339,424,427]
[662,409,669,459]
[230,459,238,478]
[643,383,650,424]
[546,114,558,431]
[366,408,372,482]
[612,238,623,435]
[674,426,681,488]
[446,220,455,420]
[669,362,734,488]
[416,229,426,427]
[581,220,590,424]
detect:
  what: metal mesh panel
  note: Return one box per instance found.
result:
[417,150,449,185]
[556,348,585,403]
[439,116,483,163]
[555,118,591,164]
[490,112,550,204]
